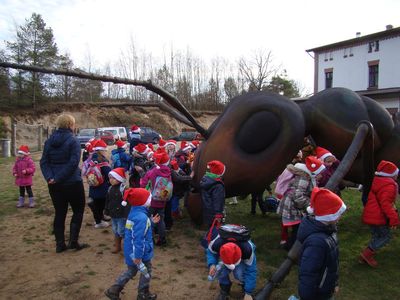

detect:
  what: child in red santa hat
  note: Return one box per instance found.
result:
[276,156,325,250]
[295,187,346,300]
[315,146,343,194]
[13,145,36,208]
[140,151,172,246]
[104,167,130,254]
[359,160,399,267]
[105,188,159,300]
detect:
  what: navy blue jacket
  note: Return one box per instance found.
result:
[111,148,132,171]
[88,152,111,199]
[200,175,225,227]
[297,216,339,300]
[40,128,82,185]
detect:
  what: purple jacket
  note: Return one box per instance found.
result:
[140,165,172,208]
[13,156,35,186]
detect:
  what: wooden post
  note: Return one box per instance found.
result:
[11,121,16,156]
[38,125,43,151]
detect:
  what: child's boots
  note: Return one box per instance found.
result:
[359,247,378,267]
[16,196,25,208]
[112,237,122,254]
[217,284,231,300]
[29,197,35,208]
[104,284,123,300]
[137,287,157,300]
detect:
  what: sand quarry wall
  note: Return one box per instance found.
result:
[0,103,220,151]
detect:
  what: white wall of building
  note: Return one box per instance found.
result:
[317,36,400,92]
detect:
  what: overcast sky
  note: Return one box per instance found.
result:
[1,0,399,94]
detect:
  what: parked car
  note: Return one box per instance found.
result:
[99,130,115,145]
[76,128,99,148]
[140,127,162,144]
[169,131,202,141]
[98,127,127,141]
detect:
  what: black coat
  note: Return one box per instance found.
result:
[104,185,130,218]
[171,169,191,198]
[297,216,339,300]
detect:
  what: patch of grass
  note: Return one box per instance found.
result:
[224,188,400,299]
[86,271,96,276]
[176,269,183,274]
[170,258,178,263]
[187,283,196,288]
[80,285,90,289]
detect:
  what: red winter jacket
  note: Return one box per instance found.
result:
[362,176,399,226]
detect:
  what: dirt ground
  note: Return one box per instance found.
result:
[0,151,249,300]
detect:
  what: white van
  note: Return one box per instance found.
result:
[98,127,127,141]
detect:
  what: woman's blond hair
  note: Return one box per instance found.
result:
[56,114,75,129]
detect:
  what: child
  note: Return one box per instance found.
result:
[175,141,193,174]
[128,125,141,155]
[82,138,95,163]
[276,156,325,250]
[295,187,346,300]
[13,145,36,208]
[130,143,152,188]
[87,139,111,228]
[111,140,132,171]
[105,188,159,300]
[359,160,399,267]
[200,160,226,229]
[165,139,177,159]
[140,151,172,246]
[315,146,342,194]
[207,235,257,300]
[104,167,130,254]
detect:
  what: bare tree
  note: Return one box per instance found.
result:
[238,49,280,91]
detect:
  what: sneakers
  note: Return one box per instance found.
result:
[94,221,110,229]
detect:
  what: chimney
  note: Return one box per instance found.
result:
[386,24,393,30]
[356,32,361,38]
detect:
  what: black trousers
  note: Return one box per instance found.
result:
[251,192,265,214]
[49,181,85,244]
[88,197,106,224]
[19,186,33,197]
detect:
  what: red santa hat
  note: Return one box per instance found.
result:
[134,143,151,155]
[93,139,107,151]
[158,139,167,149]
[207,160,226,176]
[295,156,325,177]
[220,242,242,270]
[165,140,177,148]
[191,140,200,148]
[375,160,399,177]
[84,142,93,152]
[154,151,170,166]
[315,146,335,161]
[115,140,127,149]
[18,145,30,155]
[108,167,126,183]
[147,143,154,151]
[180,141,192,152]
[131,125,141,133]
[307,187,347,222]
[122,188,152,207]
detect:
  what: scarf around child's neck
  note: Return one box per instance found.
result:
[205,171,223,181]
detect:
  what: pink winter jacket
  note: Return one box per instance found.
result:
[13,156,35,186]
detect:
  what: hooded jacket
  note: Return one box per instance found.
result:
[124,205,154,266]
[111,148,132,171]
[40,128,82,185]
[362,176,399,226]
[297,216,339,300]
[13,155,35,186]
[200,175,225,227]
[140,165,172,208]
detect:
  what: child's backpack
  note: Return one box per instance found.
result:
[274,168,295,197]
[111,152,122,169]
[147,176,173,202]
[218,224,251,242]
[85,161,108,187]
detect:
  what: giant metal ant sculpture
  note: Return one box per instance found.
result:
[1,62,399,299]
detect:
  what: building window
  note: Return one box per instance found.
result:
[329,52,333,61]
[368,40,380,53]
[324,52,328,62]
[368,60,379,89]
[343,48,348,58]
[349,47,354,57]
[325,68,333,89]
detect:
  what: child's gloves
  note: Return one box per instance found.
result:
[22,170,27,174]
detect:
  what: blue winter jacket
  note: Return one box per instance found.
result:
[40,128,82,185]
[111,148,132,171]
[297,216,339,300]
[207,236,257,294]
[200,175,225,227]
[128,132,141,154]
[123,205,154,266]
[88,152,111,199]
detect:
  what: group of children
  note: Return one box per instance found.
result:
[12,128,399,300]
